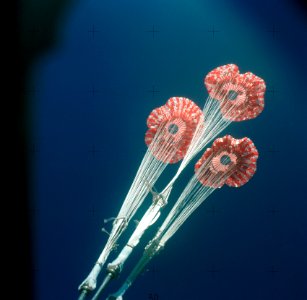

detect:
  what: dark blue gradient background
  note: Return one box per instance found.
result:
[29,1,306,299]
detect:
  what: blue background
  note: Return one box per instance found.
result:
[28,0,306,299]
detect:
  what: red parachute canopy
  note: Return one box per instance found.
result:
[145,97,204,164]
[204,64,266,121]
[195,135,258,188]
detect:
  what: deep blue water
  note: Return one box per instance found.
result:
[29,1,306,299]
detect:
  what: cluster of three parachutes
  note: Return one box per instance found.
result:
[100,64,266,300]
[77,63,266,300]
[145,64,265,188]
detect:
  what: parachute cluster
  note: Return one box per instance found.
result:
[78,64,266,300]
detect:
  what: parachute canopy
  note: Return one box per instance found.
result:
[195,135,258,188]
[145,97,204,163]
[204,64,266,121]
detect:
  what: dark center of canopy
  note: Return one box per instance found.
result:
[220,155,231,165]
[168,123,179,134]
[227,90,239,100]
